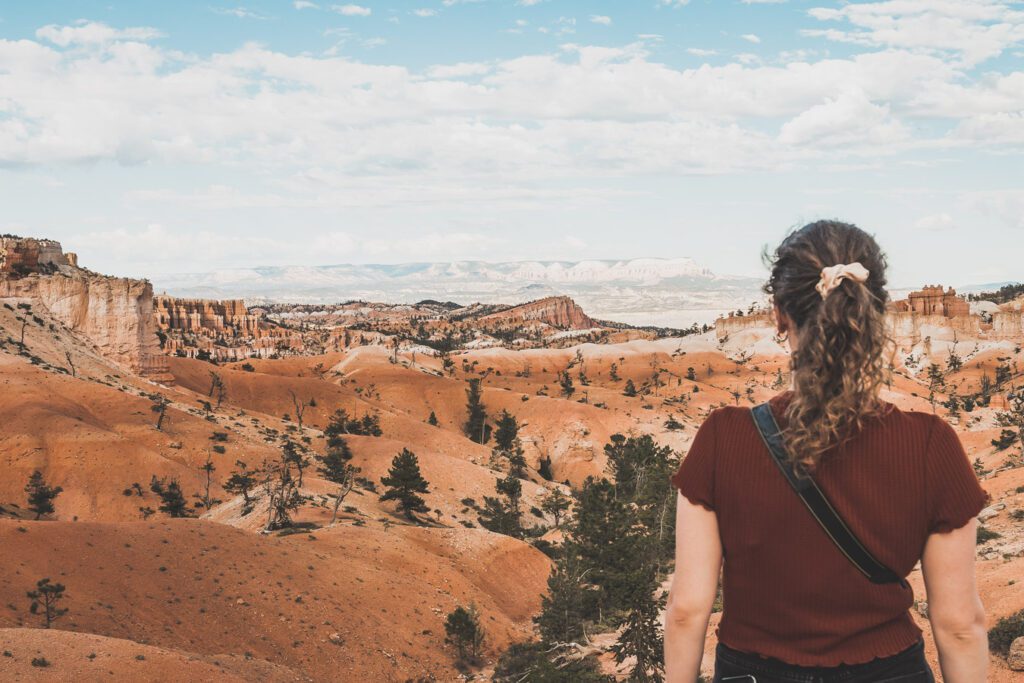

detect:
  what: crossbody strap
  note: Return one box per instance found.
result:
[750,402,908,588]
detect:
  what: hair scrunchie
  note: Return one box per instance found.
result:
[815,262,869,299]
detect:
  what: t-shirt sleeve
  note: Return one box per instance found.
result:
[669,409,718,511]
[925,416,990,535]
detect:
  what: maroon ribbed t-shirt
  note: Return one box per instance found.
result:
[669,390,990,667]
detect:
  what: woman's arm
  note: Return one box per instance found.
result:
[921,517,988,683]
[664,491,722,683]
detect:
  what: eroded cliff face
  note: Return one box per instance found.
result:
[481,296,597,330]
[0,237,170,380]
[154,296,261,337]
[715,311,774,340]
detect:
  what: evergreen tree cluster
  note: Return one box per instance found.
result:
[496,433,679,682]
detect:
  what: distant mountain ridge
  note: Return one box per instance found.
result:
[153,257,764,328]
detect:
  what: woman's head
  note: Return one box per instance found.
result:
[762,220,892,475]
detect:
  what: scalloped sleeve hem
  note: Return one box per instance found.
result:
[925,416,992,535]
[669,410,718,512]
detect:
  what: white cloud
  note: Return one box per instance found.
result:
[687,47,717,56]
[590,15,612,26]
[332,4,371,16]
[778,89,908,147]
[35,21,162,46]
[741,33,761,43]
[658,0,690,7]
[742,0,786,4]
[426,62,492,78]
[210,6,268,20]
[0,21,1020,188]
[914,213,955,231]
[413,8,438,17]
[805,0,1024,66]
[293,1,319,9]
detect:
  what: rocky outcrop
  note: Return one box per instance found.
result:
[0,236,71,275]
[886,311,981,349]
[153,295,302,361]
[481,296,596,330]
[991,311,1024,340]
[890,285,970,317]
[715,310,774,340]
[154,296,262,337]
[0,237,170,380]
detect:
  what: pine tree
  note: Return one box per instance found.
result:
[559,371,575,398]
[149,476,193,518]
[603,434,678,562]
[478,473,523,537]
[494,410,519,452]
[464,379,490,444]
[444,604,486,665]
[428,411,439,426]
[151,395,170,430]
[25,471,62,520]
[223,460,258,514]
[282,440,311,487]
[623,379,637,397]
[317,437,360,526]
[535,549,590,646]
[194,452,221,512]
[571,476,643,620]
[379,448,430,521]
[610,563,666,682]
[540,487,572,528]
[609,362,620,382]
[261,450,304,531]
[27,578,68,629]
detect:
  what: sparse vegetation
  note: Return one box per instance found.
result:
[463,378,490,444]
[444,604,485,668]
[379,448,430,521]
[149,476,193,518]
[27,578,68,628]
[988,608,1024,656]
[25,470,62,520]
[317,436,360,526]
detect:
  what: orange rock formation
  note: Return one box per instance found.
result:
[0,237,170,380]
[891,284,971,317]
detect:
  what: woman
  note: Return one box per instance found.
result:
[663,221,990,683]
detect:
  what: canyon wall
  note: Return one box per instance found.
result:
[712,285,1024,349]
[0,237,170,380]
[991,311,1024,340]
[154,296,261,337]
[154,295,303,361]
[480,296,597,330]
[715,310,774,340]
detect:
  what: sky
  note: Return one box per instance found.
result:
[0,0,1022,288]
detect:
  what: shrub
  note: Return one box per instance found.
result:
[989,609,1024,656]
[977,525,1001,544]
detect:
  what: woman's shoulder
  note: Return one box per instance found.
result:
[873,398,947,436]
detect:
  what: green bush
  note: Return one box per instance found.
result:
[989,609,1024,656]
[977,525,1001,544]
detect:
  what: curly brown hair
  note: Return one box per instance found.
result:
[762,220,894,477]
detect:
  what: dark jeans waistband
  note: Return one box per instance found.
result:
[714,639,932,683]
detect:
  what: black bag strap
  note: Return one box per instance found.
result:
[750,402,908,588]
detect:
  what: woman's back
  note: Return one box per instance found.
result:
[671,389,989,667]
